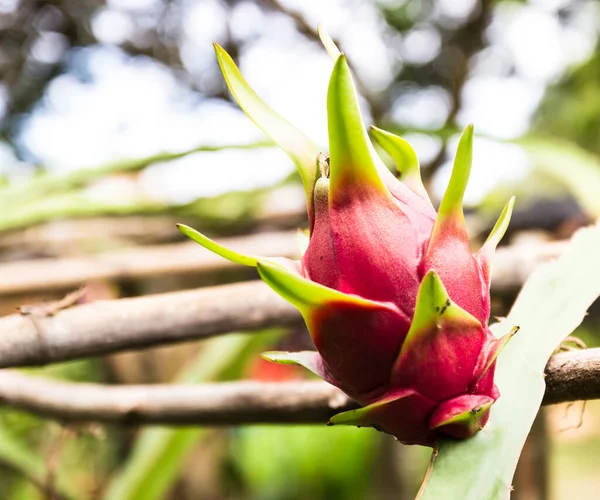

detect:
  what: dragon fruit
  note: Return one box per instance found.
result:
[179,32,516,447]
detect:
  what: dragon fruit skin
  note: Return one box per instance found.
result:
[178,36,516,447]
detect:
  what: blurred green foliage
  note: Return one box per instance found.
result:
[535,43,600,155]
[232,426,378,500]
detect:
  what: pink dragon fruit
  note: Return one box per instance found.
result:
[179,33,516,447]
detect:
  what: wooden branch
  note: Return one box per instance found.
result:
[542,349,600,405]
[491,241,568,294]
[0,349,595,425]
[0,280,301,368]
[0,376,353,424]
[0,239,569,368]
[0,216,181,253]
[0,231,299,296]
[0,234,565,297]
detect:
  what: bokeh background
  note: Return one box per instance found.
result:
[1,0,600,498]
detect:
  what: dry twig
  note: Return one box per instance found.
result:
[0,231,298,296]
[0,280,300,368]
[0,349,596,425]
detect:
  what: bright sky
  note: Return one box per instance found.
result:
[8,0,600,205]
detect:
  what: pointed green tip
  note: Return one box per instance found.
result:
[497,325,519,352]
[473,325,520,386]
[427,125,473,250]
[177,224,258,267]
[213,43,321,221]
[318,24,342,61]
[475,196,516,285]
[328,408,366,427]
[405,270,481,343]
[261,350,340,385]
[213,42,234,79]
[260,351,298,365]
[422,270,448,312]
[430,400,493,430]
[484,196,516,249]
[408,270,446,334]
[370,125,432,202]
[327,55,386,197]
[328,391,410,429]
[437,124,474,220]
[411,270,471,328]
[370,126,420,176]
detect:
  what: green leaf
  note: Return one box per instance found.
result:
[177,223,258,267]
[214,44,322,218]
[327,55,387,197]
[419,224,600,500]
